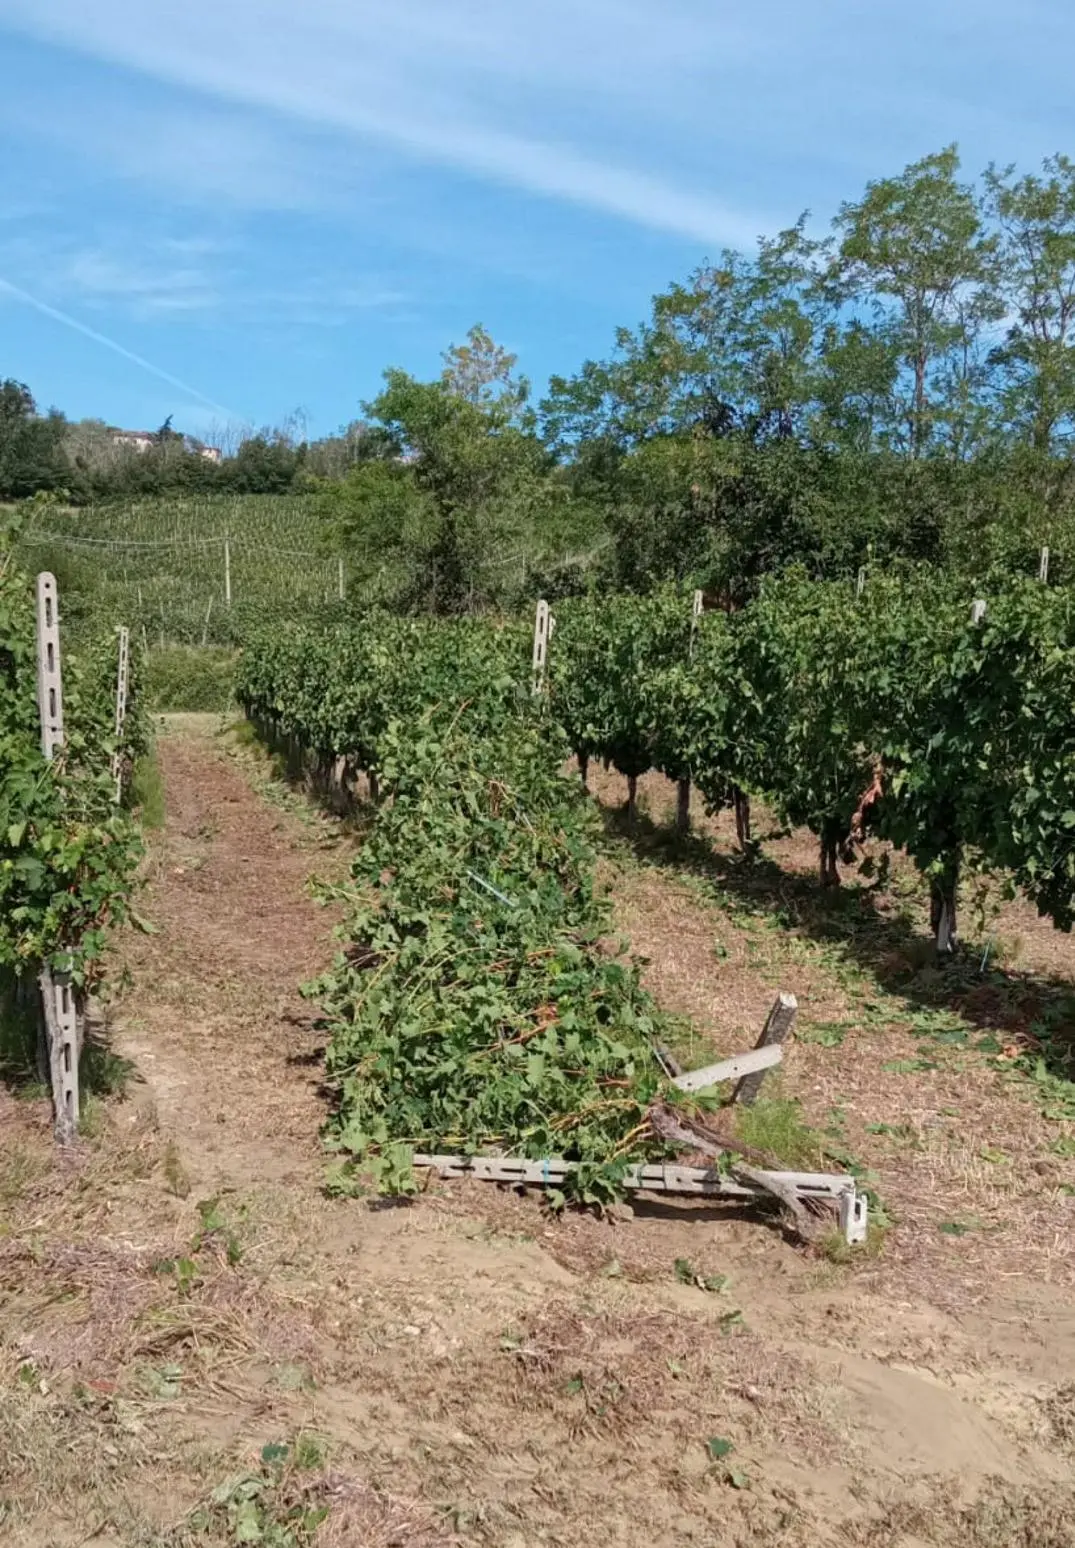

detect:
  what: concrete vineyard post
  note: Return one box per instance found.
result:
[971,599,987,624]
[40,973,80,1147]
[224,538,232,608]
[1040,546,1050,584]
[690,588,703,657]
[35,573,64,760]
[338,557,345,601]
[532,599,551,695]
[34,572,80,1144]
[732,992,797,1107]
[856,567,866,599]
[110,625,131,803]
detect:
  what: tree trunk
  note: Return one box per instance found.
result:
[930,861,959,955]
[626,774,638,825]
[912,348,927,458]
[733,787,751,850]
[675,777,691,834]
[578,752,589,791]
[368,769,380,804]
[14,974,50,1087]
[819,834,840,888]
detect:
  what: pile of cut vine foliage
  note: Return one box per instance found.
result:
[303,687,700,1205]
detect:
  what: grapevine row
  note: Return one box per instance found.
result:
[241,576,1075,943]
[0,551,147,997]
[240,627,688,1201]
[551,574,1075,940]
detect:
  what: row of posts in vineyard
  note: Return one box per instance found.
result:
[118,541,347,646]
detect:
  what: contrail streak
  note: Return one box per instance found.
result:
[0,274,238,419]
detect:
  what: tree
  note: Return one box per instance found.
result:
[324,346,553,613]
[984,155,1075,452]
[305,420,396,481]
[441,324,530,415]
[834,146,1000,456]
[651,220,831,442]
[227,432,305,494]
[811,320,902,454]
[543,222,832,454]
[0,380,68,501]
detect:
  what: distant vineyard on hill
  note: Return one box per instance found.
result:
[13,493,342,646]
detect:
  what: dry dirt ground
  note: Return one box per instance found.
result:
[3,718,1075,1547]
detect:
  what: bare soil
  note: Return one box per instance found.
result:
[2,720,1074,1547]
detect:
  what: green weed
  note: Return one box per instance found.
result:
[735,1096,825,1169]
[182,1438,330,1547]
[130,751,166,829]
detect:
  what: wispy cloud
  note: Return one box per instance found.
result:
[0,0,774,247]
[265,284,412,327]
[0,275,238,416]
[0,222,409,334]
[1,0,1071,261]
[0,230,225,318]
[61,250,220,315]
[3,88,371,214]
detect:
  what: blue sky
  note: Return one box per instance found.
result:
[0,0,1073,440]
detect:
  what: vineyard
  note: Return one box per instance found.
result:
[11,493,340,647]
[235,573,1075,1198]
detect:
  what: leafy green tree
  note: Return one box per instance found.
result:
[227,432,305,494]
[543,222,831,454]
[984,155,1075,452]
[324,341,553,612]
[0,380,68,500]
[833,146,1000,456]
[811,320,902,453]
[653,220,830,441]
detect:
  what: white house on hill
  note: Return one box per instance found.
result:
[110,428,222,463]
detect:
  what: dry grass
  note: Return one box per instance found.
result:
[499,1298,851,1465]
[315,1476,458,1548]
[842,1478,1075,1547]
[0,1379,159,1538]
[1043,1383,1075,1454]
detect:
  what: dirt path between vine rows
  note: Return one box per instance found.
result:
[117,719,336,1194]
[3,717,1075,1547]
